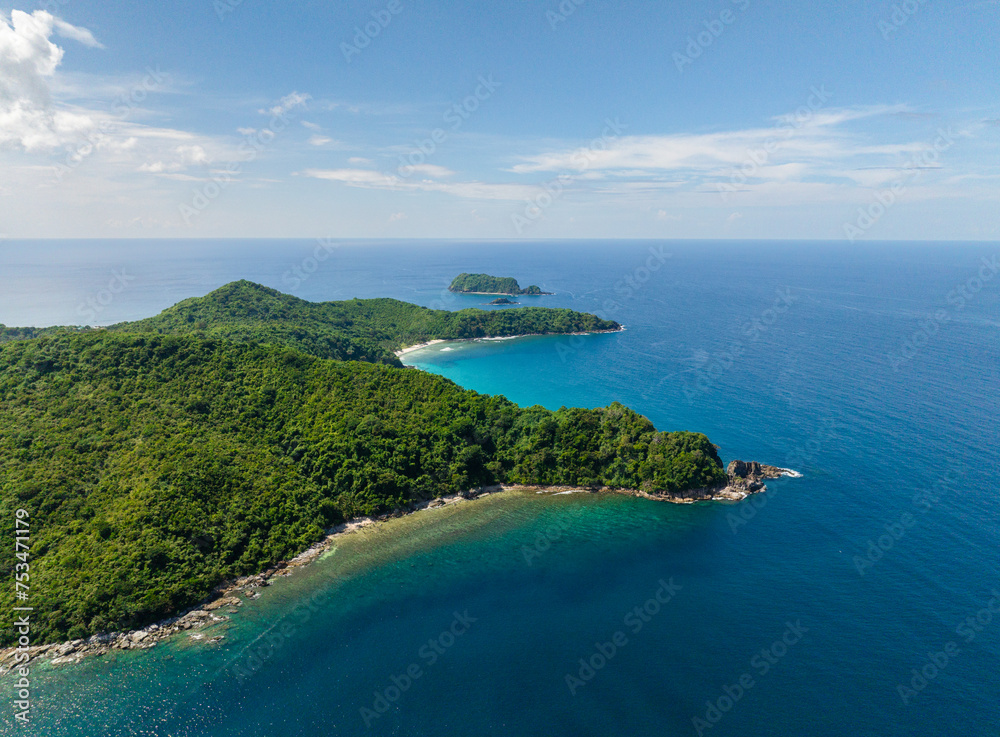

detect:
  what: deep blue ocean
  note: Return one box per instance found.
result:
[1,240,998,737]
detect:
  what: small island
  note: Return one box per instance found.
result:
[449,273,552,295]
[488,297,517,305]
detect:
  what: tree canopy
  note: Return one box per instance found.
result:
[0,283,721,646]
[448,273,547,295]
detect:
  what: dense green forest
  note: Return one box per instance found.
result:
[0,282,721,646]
[106,281,604,363]
[448,273,547,295]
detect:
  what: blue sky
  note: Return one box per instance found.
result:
[1,0,998,239]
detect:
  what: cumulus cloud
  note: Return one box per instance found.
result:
[0,11,115,151]
[0,10,311,185]
[0,9,102,150]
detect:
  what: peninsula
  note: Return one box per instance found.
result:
[448,273,552,295]
[0,281,783,654]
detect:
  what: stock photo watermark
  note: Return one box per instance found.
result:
[546,0,588,30]
[511,117,626,234]
[180,94,308,225]
[281,238,341,290]
[673,0,751,73]
[727,418,846,533]
[878,0,929,40]
[11,508,32,725]
[214,0,244,21]
[887,255,998,372]
[360,610,477,727]
[395,75,501,179]
[853,465,963,576]
[53,67,170,183]
[341,0,404,63]
[896,589,999,705]
[564,578,681,696]
[222,586,334,686]
[692,620,808,736]
[554,245,670,362]
[76,269,135,324]
[682,286,797,403]
[782,419,847,472]
[718,85,831,202]
[520,503,589,565]
[843,127,956,242]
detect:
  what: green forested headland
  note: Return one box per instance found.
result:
[448,273,547,295]
[0,282,723,646]
[99,280,603,364]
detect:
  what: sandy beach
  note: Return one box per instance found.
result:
[394,327,626,358]
[394,339,447,357]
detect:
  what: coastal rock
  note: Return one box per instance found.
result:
[719,460,792,498]
[509,460,797,505]
[205,596,241,611]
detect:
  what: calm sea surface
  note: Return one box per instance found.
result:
[1,240,998,736]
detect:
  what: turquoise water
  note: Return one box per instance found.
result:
[1,240,998,736]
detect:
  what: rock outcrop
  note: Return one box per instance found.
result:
[617,460,794,503]
[725,460,788,493]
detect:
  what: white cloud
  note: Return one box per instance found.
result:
[404,164,455,178]
[0,11,212,170]
[388,211,407,221]
[301,168,393,186]
[260,91,310,117]
[52,18,104,48]
[507,106,919,181]
[0,9,312,187]
[137,144,210,173]
[0,10,99,150]
[308,134,332,146]
[300,167,535,200]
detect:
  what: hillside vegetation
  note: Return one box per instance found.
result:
[108,281,604,363]
[0,282,722,646]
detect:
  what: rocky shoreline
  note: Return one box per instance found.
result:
[0,460,794,673]
[518,460,798,504]
[0,486,506,674]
